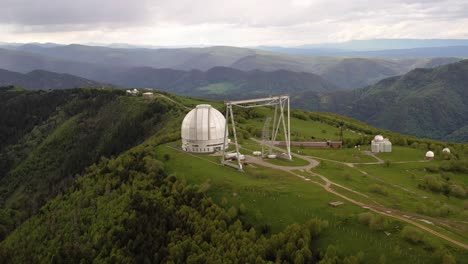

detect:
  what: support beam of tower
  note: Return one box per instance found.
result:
[221,95,291,171]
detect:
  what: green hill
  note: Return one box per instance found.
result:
[108,66,339,99]
[0,87,466,263]
[0,87,182,239]
[295,59,468,142]
[0,69,102,90]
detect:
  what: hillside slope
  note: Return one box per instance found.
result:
[313,59,468,141]
[0,87,182,239]
[105,66,339,99]
[0,87,466,263]
[0,69,102,90]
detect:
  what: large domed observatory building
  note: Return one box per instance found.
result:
[181,104,228,153]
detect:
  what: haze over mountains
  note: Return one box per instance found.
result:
[0,42,463,89]
[1,39,468,141]
[257,39,468,56]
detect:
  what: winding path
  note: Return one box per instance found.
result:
[246,139,468,250]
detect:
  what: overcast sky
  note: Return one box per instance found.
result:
[1,0,468,46]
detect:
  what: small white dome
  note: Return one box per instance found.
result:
[425,151,435,158]
[181,104,227,153]
[442,148,451,153]
[374,135,384,141]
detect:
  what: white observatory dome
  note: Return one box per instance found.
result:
[374,135,384,141]
[181,104,228,153]
[442,147,451,154]
[425,151,435,158]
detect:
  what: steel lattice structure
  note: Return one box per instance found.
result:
[222,95,291,171]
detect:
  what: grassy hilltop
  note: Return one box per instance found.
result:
[0,87,466,263]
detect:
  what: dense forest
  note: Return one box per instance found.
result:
[0,87,183,240]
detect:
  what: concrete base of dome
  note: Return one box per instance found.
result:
[182,140,228,153]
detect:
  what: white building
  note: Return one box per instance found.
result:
[181,104,228,153]
[442,147,451,154]
[425,151,435,160]
[371,135,392,153]
[126,89,139,96]
[143,92,154,99]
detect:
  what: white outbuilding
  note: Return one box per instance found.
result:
[181,104,228,153]
[371,135,392,153]
[425,151,435,160]
[442,147,451,154]
[143,92,154,99]
[126,89,139,96]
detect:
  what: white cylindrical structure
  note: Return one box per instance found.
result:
[181,104,228,153]
[267,154,277,159]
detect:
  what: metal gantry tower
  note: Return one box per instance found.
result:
[262,117,272,155]
[221,95,292,171]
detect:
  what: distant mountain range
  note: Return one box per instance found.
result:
[257,38,468,54]
[1,58,468,142]
[0,69,101,90]
[1,41,468,141]
[0,44,461,89]
[260,46,468,58]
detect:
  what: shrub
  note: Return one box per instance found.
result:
[432,248,456,264]
[423,175,443,192]
[369,215,388,231]
[369,184,388,196]
[358,212,373,226]
[401,226,423,244]
[450,184,466,198]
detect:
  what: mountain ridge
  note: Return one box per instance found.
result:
[306,59,468,141]
[0,45,461,90]
[0,68,102,90]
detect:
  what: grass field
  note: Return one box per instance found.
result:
[376,146,426,162]
[293,147,378,163]
[161,94,468,261]
[264,156,310,167]
[154,143,467,263]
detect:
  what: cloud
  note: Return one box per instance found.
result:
[0,0,468,45]
[1,0,153,26]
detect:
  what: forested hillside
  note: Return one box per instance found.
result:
[0,69,102,90]
[0,87,465,263]
[0,87,182,240]
[0,140,343,263]
[296,59,468,142]
[0,87,369,263]
[102,66,339,99]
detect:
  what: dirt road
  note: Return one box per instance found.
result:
[246,139,468,250]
